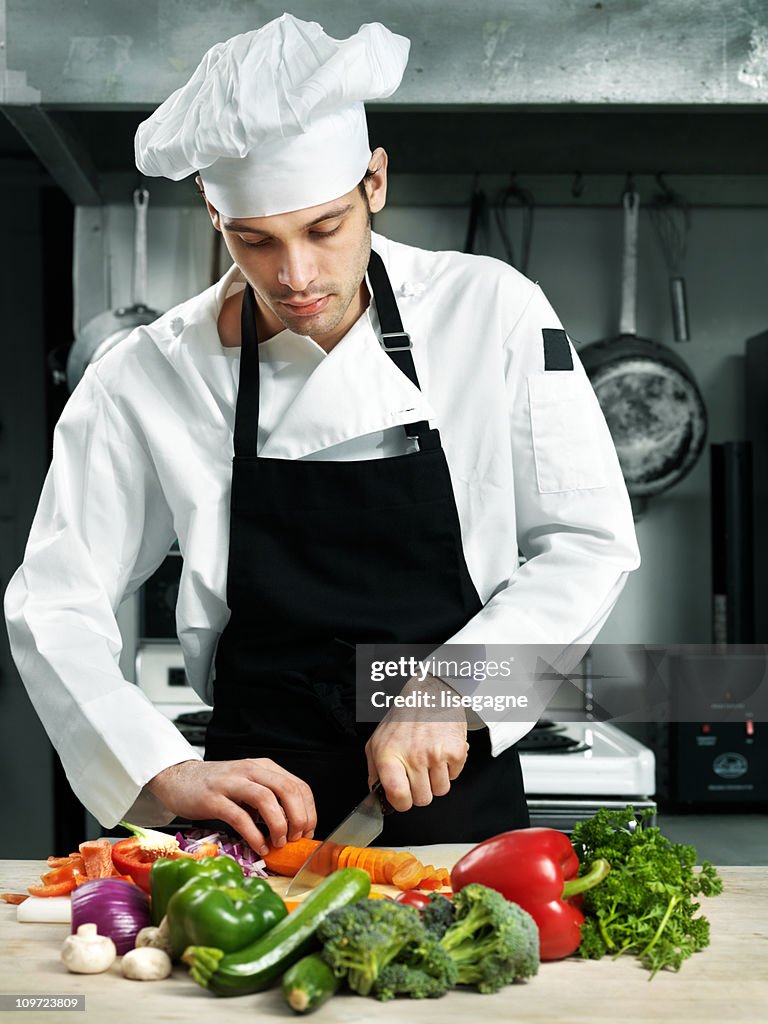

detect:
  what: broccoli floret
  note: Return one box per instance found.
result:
[318,898,426,997]
[439,883,539,993]
[421,893,455,939]
[373,937,457,1001]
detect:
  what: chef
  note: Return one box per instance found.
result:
[4,14,640,855]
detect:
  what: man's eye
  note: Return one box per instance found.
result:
[310,225,341,240]
[239,237,269,248]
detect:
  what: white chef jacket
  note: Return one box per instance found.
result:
[4,232,640,828]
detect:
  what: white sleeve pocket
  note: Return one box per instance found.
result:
[527,373,609,493]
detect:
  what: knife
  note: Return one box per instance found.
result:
[285,781,393,896]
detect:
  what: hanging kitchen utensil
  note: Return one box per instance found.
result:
[494,177,535,275]
[578,190,707,499]
[463,180,488,254]
[66,188,162,391]
[649,175,691,342]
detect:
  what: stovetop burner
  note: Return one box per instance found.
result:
[174,709,212,745]
[517,719,591,754]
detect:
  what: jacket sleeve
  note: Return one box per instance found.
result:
[441,284,641,755]
[3,367,203,827]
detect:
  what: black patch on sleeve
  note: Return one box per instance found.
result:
[542,328,574,371]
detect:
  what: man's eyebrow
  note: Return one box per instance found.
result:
[223,203,354,236]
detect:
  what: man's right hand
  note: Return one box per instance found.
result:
[146,758,316,857]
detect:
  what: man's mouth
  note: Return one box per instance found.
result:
[279,295,331,317]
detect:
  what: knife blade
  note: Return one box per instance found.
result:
[285,782,392,896]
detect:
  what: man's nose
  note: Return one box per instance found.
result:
[277,245,317,293]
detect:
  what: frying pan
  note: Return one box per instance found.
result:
[65,188,161,391]
[577,191,707,499]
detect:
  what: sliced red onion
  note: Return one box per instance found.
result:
[174,827,268,878]
[71,879,150,955]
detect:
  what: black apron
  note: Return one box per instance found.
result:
[205,250,529,843]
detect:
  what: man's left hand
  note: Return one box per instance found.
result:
[364,674,469,812]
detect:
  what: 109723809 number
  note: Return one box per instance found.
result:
[0,995,85,1011]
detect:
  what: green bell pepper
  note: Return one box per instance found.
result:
[150,855,243,926]
[167,875,288,957]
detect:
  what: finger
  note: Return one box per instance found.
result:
[376,757,413,812]
[287,775,317,841]
[447,742,469,781]
[299,781,317,840]
[365,742,378,791]
[214,798,271,857]
[236,780,289,848]
[428,762,452,798]
[405,760,433,807]
[245,761,313,843]
[269,773,316,843]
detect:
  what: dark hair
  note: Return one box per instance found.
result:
[357,165,377,199]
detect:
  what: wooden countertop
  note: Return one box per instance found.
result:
[1,856,766,1024]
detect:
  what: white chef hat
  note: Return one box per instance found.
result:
[134,13,409,218]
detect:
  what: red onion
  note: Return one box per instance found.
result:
[70,879,150,955]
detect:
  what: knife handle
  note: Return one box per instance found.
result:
[371,780,394,816]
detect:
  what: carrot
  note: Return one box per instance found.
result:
[190,842,219,859]
[391,855,425,890]
[262,838,321,876]
[365,850,381,876]
[79,839,114,879]
[358,849,375,876]
[1,893,28,905]
[347,847,363,869]
[262,837,450,890]
[383,851,412,885]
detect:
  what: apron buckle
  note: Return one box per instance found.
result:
[380,331,412,352]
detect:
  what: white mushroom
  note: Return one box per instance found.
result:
[120,946,173,981]
[61,923,117,974]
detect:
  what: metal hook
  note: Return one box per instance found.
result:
[655,172,673,198]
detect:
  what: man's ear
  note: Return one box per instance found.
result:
[365,148,388,215]
[196,174,222,230]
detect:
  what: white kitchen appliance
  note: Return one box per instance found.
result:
[135,642,210,753]
[518,720,657,831]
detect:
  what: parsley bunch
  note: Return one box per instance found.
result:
[570,806,723,978]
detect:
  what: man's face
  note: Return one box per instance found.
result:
[208,155,387,348]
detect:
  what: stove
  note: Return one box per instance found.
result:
[518,720,657,831]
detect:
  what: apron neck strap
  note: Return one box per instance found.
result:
[233,282,261,459]
[233,248,435,459]
[367,250,435,446]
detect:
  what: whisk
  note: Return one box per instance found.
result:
[649,177,692,342]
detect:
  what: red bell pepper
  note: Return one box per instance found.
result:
[450,827,610,960]
[111,822,194,894]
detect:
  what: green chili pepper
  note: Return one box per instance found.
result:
[166,874,288,957]
[150,855,242,926]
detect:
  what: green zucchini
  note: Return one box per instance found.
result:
[182,867,370,997]
[282,953,340,1014]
